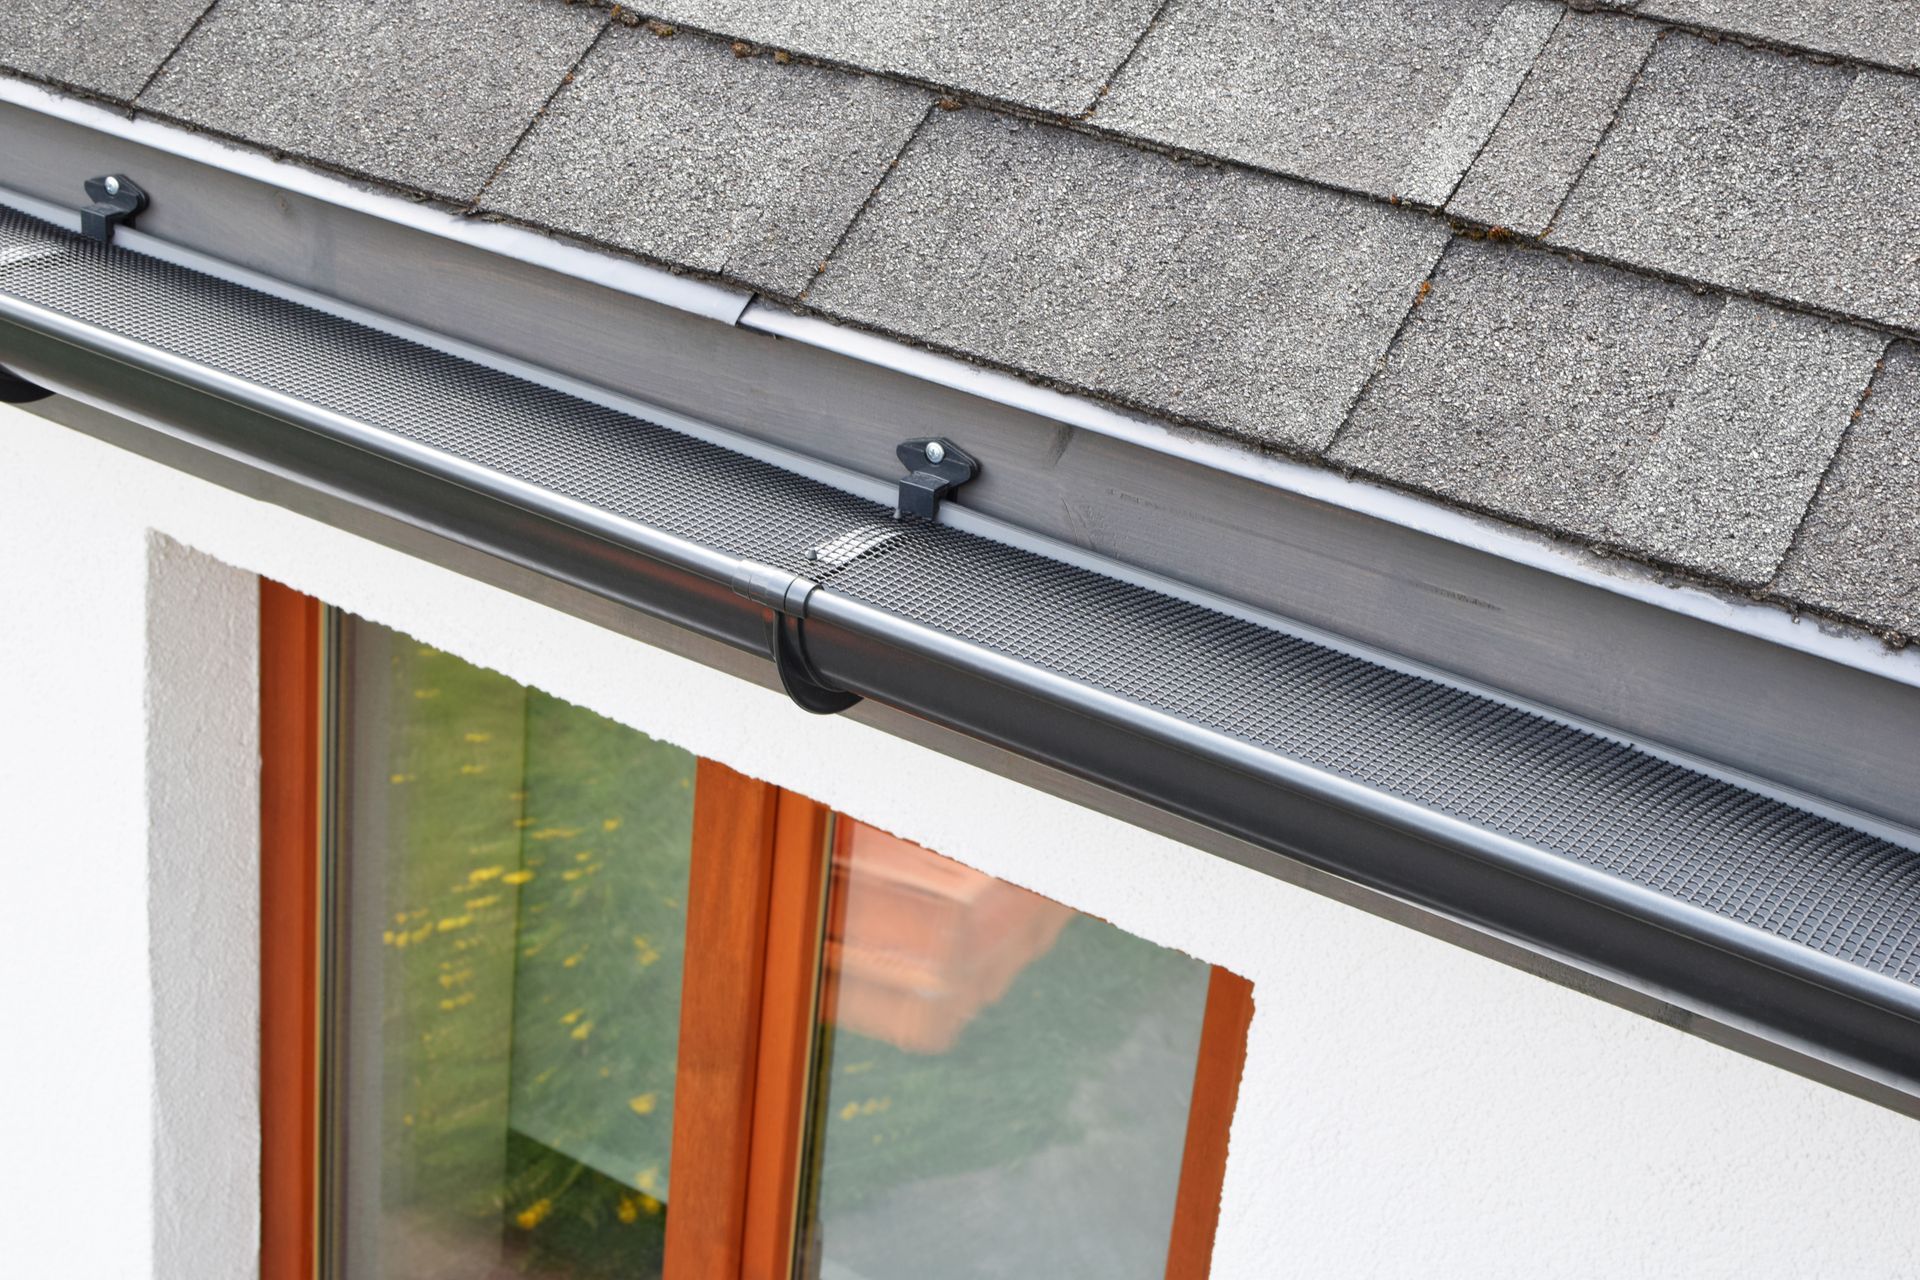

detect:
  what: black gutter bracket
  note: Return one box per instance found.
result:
[731,560,863,715]
[895,437,978,521]
[81,174,147,245]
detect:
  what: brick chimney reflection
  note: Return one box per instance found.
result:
[823,821,1074,1055]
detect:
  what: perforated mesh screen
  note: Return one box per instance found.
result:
[0,209,884,571]
[821,529,1920,981]
[3,207,1915,987]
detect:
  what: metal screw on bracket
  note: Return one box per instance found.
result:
[894,437,978,521]
[80,173,147,245]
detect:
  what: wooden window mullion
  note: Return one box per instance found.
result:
[740,792,832,1280]
[664,760,785,1279]
[666,763,833,1280]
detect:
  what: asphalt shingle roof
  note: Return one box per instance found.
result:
[484,23,930,295]
[1334,242,1727,548]
[808,110,1450,452]
[1774,342,1920,637]
[142,0,607,201]
[6,0,211,100]
[643,0,1164,114]
[1336,242,1881,587]
[1553,34,1920,333]
[1095,0,1563,206]
[1632,0,1920,74]
[2,0,1916,645]
[1445,10,1656,234]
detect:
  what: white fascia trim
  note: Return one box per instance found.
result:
[742,301,1920,692]
[0,76,752,326]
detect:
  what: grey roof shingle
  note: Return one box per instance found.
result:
[1332,240,1881,584]
[1773,342,1920,637]
[1604,301,1885,585]
[641,0,1163,115]
[1331,240,1722,542]
[0,0,211,100]
[1553,34,1920,332]
[1446,10,1656,234]
[481,29,929,296]
[1634,0,1920,75]
[1093,0,1561,204]
[806,109,1450,452]
[140,0,607,202]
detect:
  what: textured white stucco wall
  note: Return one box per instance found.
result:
[2,402,1918,1279]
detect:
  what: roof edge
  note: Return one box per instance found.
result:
[0,76,754,325]
[7,71,1915,677]
[7,75,1919,837]
[742,301,1920,693]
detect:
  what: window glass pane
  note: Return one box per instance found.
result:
[332,618,692,1279]
[797,821,1214,1280]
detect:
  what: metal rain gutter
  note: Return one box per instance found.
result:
[1,204,1916,1103]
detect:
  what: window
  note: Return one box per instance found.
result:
[261,586,1252,1279]
[796,821,1230,1279]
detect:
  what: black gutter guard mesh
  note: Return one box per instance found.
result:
[0,210,886,573]
[3,208,1916,987]
[824,531,1920,981]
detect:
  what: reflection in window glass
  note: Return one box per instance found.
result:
[331,619,693,1279]
[797,821,1213,1280]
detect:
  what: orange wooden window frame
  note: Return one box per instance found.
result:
[260,580,324,1280]
[1165,967,1256,1280]
[740,790,834,1280]
[259,587,1248,1279]
[663,760,833,1280]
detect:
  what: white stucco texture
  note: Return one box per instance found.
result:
[2,401,1918,1279]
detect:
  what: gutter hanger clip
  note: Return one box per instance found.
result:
[81,174,147,245]
[895,437,978,521]
[731,560,862,716]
